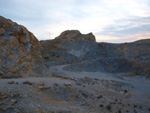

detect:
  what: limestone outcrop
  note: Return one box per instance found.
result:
[40,30,96,66]
[40,30,150,76]
[55,30,95,42]
[0,16,46,78]
[0,16,149,78]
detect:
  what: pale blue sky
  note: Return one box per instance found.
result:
[0,0,150,43]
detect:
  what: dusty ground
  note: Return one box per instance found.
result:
[0,65,150,113]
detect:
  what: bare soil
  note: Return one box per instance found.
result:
[0,64,150,113]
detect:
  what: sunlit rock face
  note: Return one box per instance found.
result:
[0,16,46,78]
[55,30,96,42]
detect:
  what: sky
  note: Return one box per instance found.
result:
[0,0,150,43]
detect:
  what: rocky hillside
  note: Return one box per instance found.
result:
[1,16,150,113]
[0,16,149,78]
[40,30,150,77]
[40,30,96,66]
[0,16,46,78]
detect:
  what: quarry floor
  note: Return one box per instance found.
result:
[0,64,150,113]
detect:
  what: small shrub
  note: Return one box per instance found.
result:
[124,89,128,93]
[97,95,103,99]
[134,104,137,108]
[118,109,122,113]
[99,104,103,107]
[22,81,32,85]
[44,56,49,60]
[139,106,142,109]
[106,105,111,110]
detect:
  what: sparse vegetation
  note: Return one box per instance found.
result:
[106,105,111,110]
[97,95,103,99]
[22,81,32,85]
[99,104,103,107]
[134,104,137,108]
[124,89,128,93]
[118,109,122,113]
[44,56,49,60]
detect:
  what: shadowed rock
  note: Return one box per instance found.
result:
[0,16,149,78]
[40,30,150,76]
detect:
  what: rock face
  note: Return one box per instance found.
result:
[64,40,150,76]
[1,16,149,78]
[40,30,150,77]
[0,16,46,78]
[40,30,96,66]
[55,30,96,42]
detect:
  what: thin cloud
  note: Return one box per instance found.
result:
[0,0,150,42]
